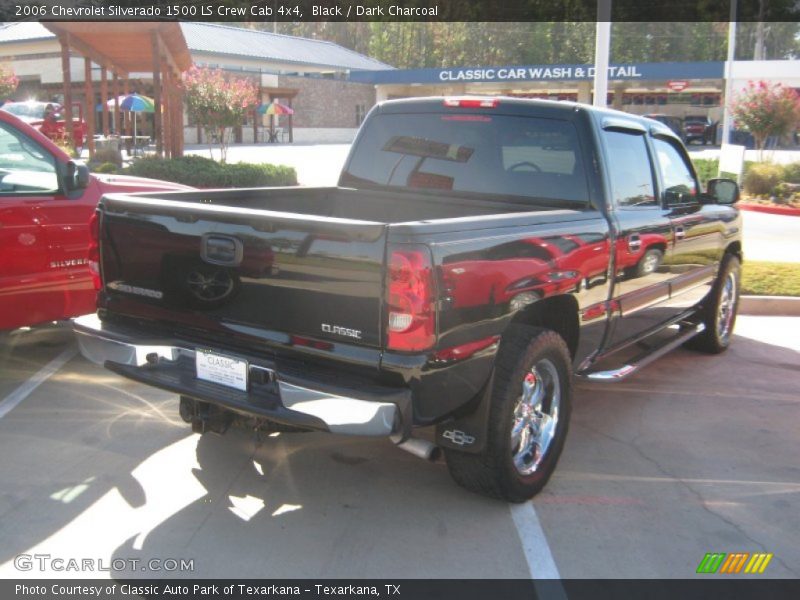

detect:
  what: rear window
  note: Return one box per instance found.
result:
[341,112,589,205]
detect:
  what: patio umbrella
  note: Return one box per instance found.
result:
[100,93,155,152]
[257,101,294,115]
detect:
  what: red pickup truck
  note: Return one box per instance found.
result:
[1,100,91,146]
[0,110,189,331]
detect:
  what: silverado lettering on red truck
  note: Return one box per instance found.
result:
[74,97,743,501]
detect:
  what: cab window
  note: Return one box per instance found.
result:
[603,131,657,208]
[653,137,698,204]
[0,123,59,195]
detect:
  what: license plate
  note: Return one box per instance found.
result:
[195,350,248,391]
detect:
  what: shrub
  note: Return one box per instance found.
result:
[781,162,800,184]
[692,158,719,187]
[52,138,78,158]
[124,155,297,188]
[90,147,122,168]
[0,67,19,100]
[93,162,118,174]
[742,162,784,196]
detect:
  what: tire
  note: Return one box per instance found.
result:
[684,255,741,354]
[445,325,573,502]
[634,248,663,277]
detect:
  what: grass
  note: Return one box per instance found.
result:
[741,261,800,297]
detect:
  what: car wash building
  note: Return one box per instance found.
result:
[350,59,800,141]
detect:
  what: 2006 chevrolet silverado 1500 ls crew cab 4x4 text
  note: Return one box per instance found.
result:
[74,97,742,501]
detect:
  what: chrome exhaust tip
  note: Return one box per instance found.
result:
[396,437,441,462]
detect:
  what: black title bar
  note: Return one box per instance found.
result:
[3,0,799,22]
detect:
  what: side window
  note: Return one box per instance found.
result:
[653,137,698,204]
[0,123,59,194]
[603,131,657,208]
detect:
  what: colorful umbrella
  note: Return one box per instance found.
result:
[99,93,155,113]
[258,101,294,116]
[97,94,155,153]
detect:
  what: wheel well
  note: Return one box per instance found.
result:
[648,242,667,255]
[508,294,579,358]
[725,241,742,262]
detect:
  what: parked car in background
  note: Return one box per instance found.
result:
[683,115,716,145]
[643,113,683,138]
[0,109,190,331]
[1,100,88,146]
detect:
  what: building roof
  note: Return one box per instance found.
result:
[0,21,392,72]
[181,23,392,71]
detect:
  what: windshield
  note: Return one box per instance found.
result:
[2,103,47,119]
[341,112,589,206]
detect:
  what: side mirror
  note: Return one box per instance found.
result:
[65,160,90,192]
[707,178,740,205]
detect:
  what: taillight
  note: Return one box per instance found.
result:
[386,245,435,352]
[88,211,101,290]
[443,97,499,109]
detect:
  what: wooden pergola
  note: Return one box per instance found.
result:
[43,22,192,158]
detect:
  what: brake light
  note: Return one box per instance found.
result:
[443,97,499,109]
[88,211,101,290]
[386,246,435,352]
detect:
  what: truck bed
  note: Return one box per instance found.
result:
[95,186,577,362]
[118,185,554,224]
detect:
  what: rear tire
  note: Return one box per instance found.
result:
[445,325,573,502]
[685,255,741,354]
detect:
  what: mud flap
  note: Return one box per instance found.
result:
[435,372,494,454]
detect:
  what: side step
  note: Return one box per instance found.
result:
[578,322,705,382]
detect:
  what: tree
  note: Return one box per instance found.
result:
[182,66,258,162]
[0,66,19,101]
[731,81,800,154]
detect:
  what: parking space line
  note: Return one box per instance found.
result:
[0,345,77,420]
[510,502,562,579]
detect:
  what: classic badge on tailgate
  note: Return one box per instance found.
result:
[195,350,248,391]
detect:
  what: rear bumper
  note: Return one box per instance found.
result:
[73,314,408,437]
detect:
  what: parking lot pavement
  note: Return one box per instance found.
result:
[0,316,797,579]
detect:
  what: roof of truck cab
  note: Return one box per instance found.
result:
[374,96,680,140]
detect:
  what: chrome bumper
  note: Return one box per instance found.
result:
[73,314,398,437]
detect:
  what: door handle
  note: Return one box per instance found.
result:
[674,226,686,240]
[627,235,641,253]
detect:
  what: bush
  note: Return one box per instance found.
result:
[781,162,800,184]
[90,147,122,168]
[93,162,118,174]
[124,155,298,188]
[692,158,718,187]
[742,162,785,195]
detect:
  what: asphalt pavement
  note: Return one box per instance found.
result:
[0,315,797,579]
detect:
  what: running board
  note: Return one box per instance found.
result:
[577,322,705,382]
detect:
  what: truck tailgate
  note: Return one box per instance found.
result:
[98,195,387,349]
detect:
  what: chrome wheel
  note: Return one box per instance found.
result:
[187,269,235,302]
[641,251,660,274]
[717,271,737,344]
[511,358,561,476]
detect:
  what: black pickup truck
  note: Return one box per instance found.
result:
[74,97,742,501]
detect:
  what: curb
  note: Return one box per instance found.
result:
[739,203,800,217]
[739,295,800,316]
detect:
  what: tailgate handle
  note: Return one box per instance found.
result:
[201,234,243,266]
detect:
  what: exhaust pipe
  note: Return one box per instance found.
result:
[396,437,441,462]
